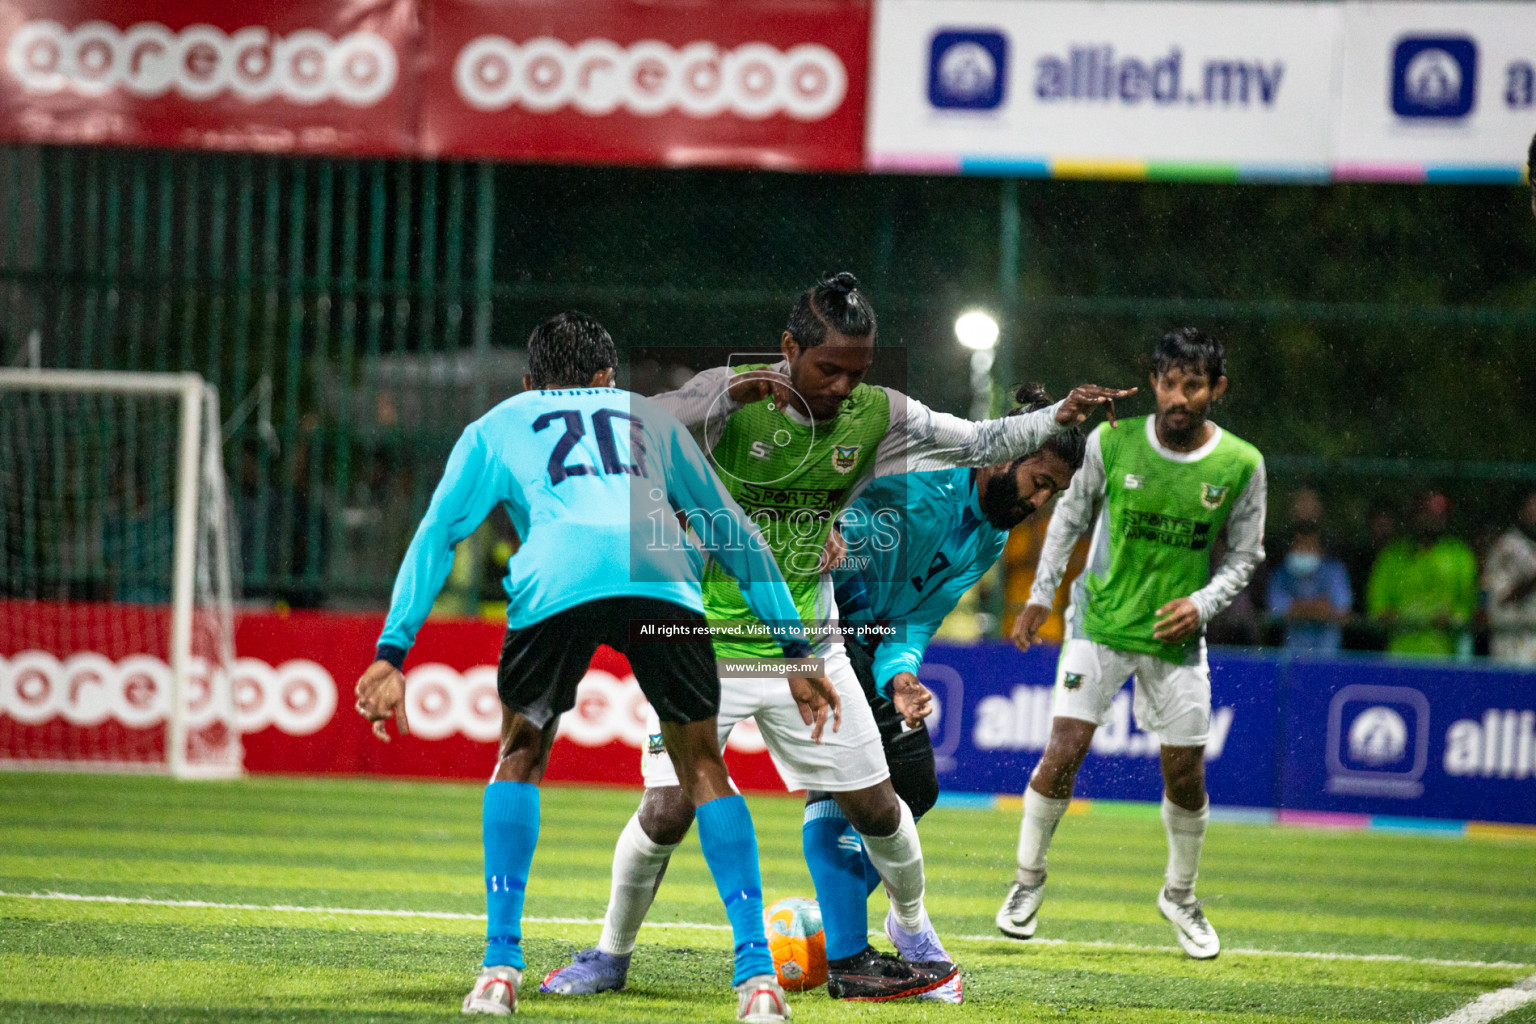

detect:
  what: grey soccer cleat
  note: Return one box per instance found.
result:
[735,973,791,1022]
[538,947,630,994]
[995,878,1045,939]
[463,965,522,1015]
[1158,888,1221,959]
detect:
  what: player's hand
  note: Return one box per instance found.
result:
[728,369,791,407]
[1153,598,1202,643]
[355,660,409,742]
[1011,603,1052,651]
[890,672,933,729]
[818,525,848,574]
[788,674,842,743]
[1057,385,1138,428]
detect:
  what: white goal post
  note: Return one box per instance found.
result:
[0,369,241,778]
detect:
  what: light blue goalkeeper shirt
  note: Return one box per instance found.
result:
[377,387,810,666]
[832,469,1007,695]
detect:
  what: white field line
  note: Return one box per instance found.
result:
[2,890,1531,973]
[1428,973,1536,1024]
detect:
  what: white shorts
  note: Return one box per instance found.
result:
[1051,637,1211,747]
[640,642,890,793]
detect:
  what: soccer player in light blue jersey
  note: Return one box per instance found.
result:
[802,384,1086,1002]
[353,312,838,1022]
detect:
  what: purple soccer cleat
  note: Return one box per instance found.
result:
[538,947,631,995]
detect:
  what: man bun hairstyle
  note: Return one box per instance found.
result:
[1152,326,1225,385]
[785,271,878,350]
[527,310,618,389]
[1007,382,1087,470]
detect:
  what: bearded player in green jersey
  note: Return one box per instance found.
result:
[539,273,1132,1002]
[996,328,1266,961]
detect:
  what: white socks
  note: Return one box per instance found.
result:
[857,800,928,932]
[1016,787,1070,886]
[1161,796,1209,899]
[596,812,677,956]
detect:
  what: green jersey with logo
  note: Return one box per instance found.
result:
[1082,416,1263,663]
[703,367,891,658]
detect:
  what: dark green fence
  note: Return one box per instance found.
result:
[3,143,1534,615]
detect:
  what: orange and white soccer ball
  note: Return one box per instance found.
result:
[764,896,827,991]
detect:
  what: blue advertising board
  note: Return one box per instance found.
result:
[1280,658,1536,825]
[920,642,1536,825]
[918,643,1281,810]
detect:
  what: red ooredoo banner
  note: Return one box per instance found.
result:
[0,602,788,790]
[0,0,420,154]
[419,0,868,170]
[0,0,868,169]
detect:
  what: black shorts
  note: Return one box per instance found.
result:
[497,596,719,728]
[843,635,940,820]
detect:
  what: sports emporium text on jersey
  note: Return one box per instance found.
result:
[5,20,399,106]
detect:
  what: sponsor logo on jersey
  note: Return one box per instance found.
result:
[831,444,861,474]
[1124,473,1144,490]
[1200,482,1229,509]
[1120,509,1212,550]
[749,439,774,460]
[1062,671,1084,690]
[647,732,665,755]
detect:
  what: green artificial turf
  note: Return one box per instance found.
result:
[1,772,1531,1023]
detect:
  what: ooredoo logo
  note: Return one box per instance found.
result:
[5,20,398,106]
[453,36,846,120]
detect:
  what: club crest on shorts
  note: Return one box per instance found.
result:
[1200,482,1229,510]
[1063,672,1084,690]
[831,444,861,474]
[647,733,665,755]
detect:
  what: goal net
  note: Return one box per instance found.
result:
[0,370,241,777]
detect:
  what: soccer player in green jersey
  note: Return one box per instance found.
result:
[540,273,1132,1001]
[996,328,1266,960]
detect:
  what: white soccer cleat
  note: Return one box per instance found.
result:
[1158,888,1220,960]
[463,965,522,1015]
[735,973,791,1022]
[996,879,1045,939]
[920,974,965,1004]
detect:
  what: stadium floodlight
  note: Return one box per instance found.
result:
[954,310,999,351]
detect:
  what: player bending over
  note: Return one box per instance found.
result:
[802,383,1088,1003]
[996,328,1266,960]
[541,273,1131,1001]
[353,312,837,1021]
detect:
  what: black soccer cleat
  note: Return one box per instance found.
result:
[825,946,958,1002]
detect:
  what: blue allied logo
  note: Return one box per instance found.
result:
[928,29,1008,110]
[1392,36,1477,118]
[1325,684,1430,798]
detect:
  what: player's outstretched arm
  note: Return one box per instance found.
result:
[870,384,1135,478]
[648,364,759,432]
[373,425,504,675]
[1015,429,1109,652]
[654,405,814,659]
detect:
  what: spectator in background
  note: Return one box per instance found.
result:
[1267,520,1352,654]
[1367,492,1477,657]
[1343,500,1398,609]
[1484,491,1536,665]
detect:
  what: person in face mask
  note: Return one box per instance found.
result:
[1266,519,1353,654]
